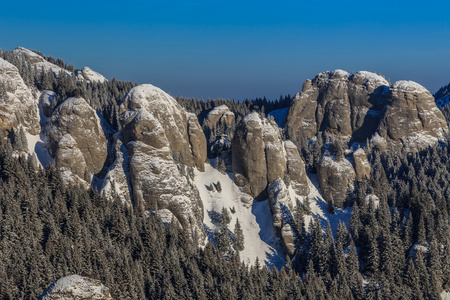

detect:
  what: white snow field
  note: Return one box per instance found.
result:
[195,162,353,268]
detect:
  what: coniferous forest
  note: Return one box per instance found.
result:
[2,48,450,299]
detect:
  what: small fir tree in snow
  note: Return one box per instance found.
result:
[233,219,245,251]
[221,207,231,226]
[216,181,222,192]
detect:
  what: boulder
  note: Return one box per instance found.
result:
[75,66,108,83]
[317,153,356,207]
[46,97,108,180]
[203,105,235,131]
[352,148,371,180]
[39,275,113,300]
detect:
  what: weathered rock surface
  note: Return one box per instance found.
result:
[284,140,309,195]
[39,275,113,300]
[39,90,58,118]
[378,80,448,151]
[232,113,286,198]
[119,84,206,240]
[98,133,132,204]
[352,148,371,180]
[203,105,235,130]
[0,57,40,141]
[75,66,108,83]
[317,152,356,207]
[286,70,448,151]
[120,84,206,171]
[268,178,296,256]
[46,97,108,179]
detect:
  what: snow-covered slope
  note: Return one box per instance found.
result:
[291,173,353,236]
[195,163,285,268]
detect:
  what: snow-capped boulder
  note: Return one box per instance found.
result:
[286,70,447,151]
[318,153,356,207]
[0,57,40,141]
[119,84,206,240]
[232,113,286,198]
[203,105,235,131]
[46,97,107,181]
[39,275,113,300]
[75,66,108,83]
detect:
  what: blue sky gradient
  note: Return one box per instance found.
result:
[1,0,449,100]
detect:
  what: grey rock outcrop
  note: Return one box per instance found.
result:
[0,57,40,142]
[352,148,371,180]
[46,97,108,180]
[119,84,206,240]
[203,105,235,131]
[232,113,286,198]
[317,152,356,207]
[378,80,448,151]
[39,91,58,118]
[286,70,448,151]
[75,66,108,83]
[284,140,309,196]
[268,178,296,256]
[39,275,113,300]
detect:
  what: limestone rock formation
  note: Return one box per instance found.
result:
[268,178,296,256]
[119,84,206,240]
[284,140,310,195]
[317,152,356,207]
[98,133,132,204]
[119,84,206,171]
[46,97,107,180]
[203,105,235,130]
[0,57,40,142]
[39,90,58,118]
[352,148,371,180]
[232,113,286,198]
[39,275,113,300]
[286,70,448,151]
[75,66,108,83]
[378,80,448,151]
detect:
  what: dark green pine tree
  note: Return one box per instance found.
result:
[233,218,245,252]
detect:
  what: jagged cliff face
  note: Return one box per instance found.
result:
[203,105,235,131]
[232,112,309,199]
[286,70,448,150]
[118,84,206,240]
[0,57,40,141]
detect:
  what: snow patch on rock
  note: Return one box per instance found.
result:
[39,274,113,300]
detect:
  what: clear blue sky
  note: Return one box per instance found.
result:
[1,0,450,100]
